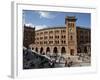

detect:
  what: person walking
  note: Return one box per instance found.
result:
[65,59,68,67]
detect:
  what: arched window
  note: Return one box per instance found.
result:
[70,35,73,40]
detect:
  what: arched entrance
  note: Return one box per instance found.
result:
[32,47,34,50]
[40,47,43,54]
[46,47,50,54]
[61,47,66,54]
[53,47,58,54]
[84,46,87,53]
[53,47,58,60]
[70,49,74,56]
[78,47,81,53]
[35,47,38,52]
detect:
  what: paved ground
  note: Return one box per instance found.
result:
[23,48,91,69]
[54,62,90,68]
[72,62,90,67]
[53,57,91,68]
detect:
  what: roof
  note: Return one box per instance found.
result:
[76,26,91,30]
[36,26,66,32]
[35,26,90,32]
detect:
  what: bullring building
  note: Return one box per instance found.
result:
[28,16,91,57]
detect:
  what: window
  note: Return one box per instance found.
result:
[58,41,59,44]
[70,35,73,40]
[63,30,66,33]
[40,32,43,35]
[61,35,66,39]
[61,40,66,44]
[58,36,59,38]
[64,41,66,44]
[62,40,63,44]
[61,36,63,38]
[40,41,43,44]
[37,37,39,40]
[55,35,59,39]
[44,31,48,34]
[49,36,53,39]
[40,37,43,40]
[44,36,48,39]
[44,41,47,44]
[68,23,71,27]
[64,35,66,38]
[55,40,59,44]
[49,41,53,44]
[61,30,66,33]
[49,31,53,34]
[55,30,59,33]
[37,42,39,44]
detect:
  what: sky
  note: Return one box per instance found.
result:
[23,10,91,30]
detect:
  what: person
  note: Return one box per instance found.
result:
[67,57,73,67]
[65,59,68,67]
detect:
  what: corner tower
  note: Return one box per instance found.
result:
[65,16,77,56]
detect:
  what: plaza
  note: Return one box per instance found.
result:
[23,16,91,69]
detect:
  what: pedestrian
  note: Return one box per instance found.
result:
[65,59,68,67]
[67,57,72,67]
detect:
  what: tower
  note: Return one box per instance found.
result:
[65,16,77,56]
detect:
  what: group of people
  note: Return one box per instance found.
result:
[65,57,73,67]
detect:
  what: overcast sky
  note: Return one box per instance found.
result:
[23,10,91,30]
